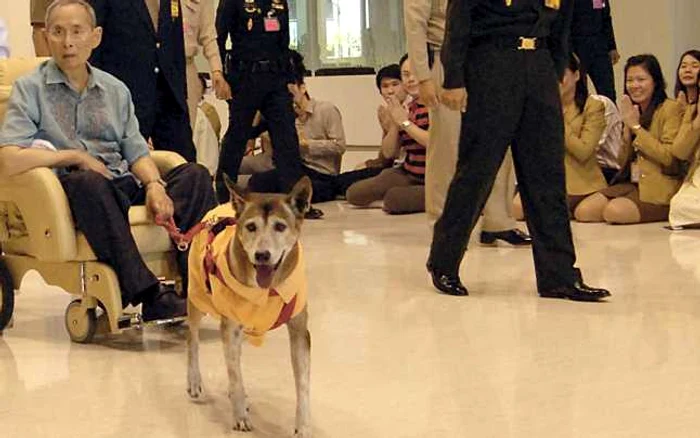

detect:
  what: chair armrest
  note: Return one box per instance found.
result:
[150,151,187,175]
[0,168,78,262]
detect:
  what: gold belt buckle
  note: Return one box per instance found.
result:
[518,37,537,51]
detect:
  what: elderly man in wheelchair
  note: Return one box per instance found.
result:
[0,0,216,338]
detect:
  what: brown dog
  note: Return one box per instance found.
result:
[186,177,312,437]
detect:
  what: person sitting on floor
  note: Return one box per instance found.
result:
[345,54,428,215]
[575,54,684,224]
[515,53,608,221]
[669,63,700,229]
[0,0,216,321]
[247,52,346,218]
[333,63,409,198]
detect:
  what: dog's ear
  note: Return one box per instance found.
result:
[287,176,313,218]
[224,174,247,215]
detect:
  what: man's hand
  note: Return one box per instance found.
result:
[419,79,440,109]
[441,87,468,112]
[146,183,175,222]
[609,49,621,65]
[377,105,393,132]
[212,70,232,100]
[620,95,641,128]
[387,95,410,126]
[74,151,114,180]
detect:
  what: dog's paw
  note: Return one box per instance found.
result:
[293,426,312,438]
[232,416,253,432]
[187,374,204,400]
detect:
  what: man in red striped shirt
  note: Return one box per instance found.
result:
[346,54,429,214]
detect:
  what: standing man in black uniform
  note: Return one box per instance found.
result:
[427,0,610,302]
[571,0,619,101]
[89,0,196,162]
[215,0,303,202]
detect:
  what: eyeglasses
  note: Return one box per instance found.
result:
[47,26,91,42]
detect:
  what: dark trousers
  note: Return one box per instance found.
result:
[334,166,385,198]
[573,37,617,102]
[137,73,197,163]
[217,70,303,203]
[429,46,578,292]
[249,165,336,204]
[60,163,216,306]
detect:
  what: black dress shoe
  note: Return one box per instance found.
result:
[426,264,468,296]
[142,284,187,322]
[304,206,324,220]
[480,229,532,246]
[539,281,611,302]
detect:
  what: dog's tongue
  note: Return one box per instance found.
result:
[255,265,274,288]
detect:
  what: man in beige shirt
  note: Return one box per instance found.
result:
[182,0,230,128]
[246,81,346,205]
[404,0,530,246]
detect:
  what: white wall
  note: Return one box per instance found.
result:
[1,1,32,60]
[3,0,700,146]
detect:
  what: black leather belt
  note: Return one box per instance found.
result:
[471,36,548,51]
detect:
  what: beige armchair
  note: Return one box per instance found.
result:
[0,58,185,342]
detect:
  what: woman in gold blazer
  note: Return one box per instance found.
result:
[576,54,684,224]
[669,71,700,228]
[513,53,607,221]
[183,0,231,128]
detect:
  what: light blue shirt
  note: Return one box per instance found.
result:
[0,59,150,178]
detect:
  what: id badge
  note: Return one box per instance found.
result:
[544,0,560,9]
[592,0,605,9]
[631,162,641,183]
[264,17,281,32]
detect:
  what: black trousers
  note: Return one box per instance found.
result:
[137,73,197,163]
[249,165,336,204]
[334,166,385,198]
[429,46,578,292]
[217,70,303,203]
[60,163,216,306]
[573,36,617,102]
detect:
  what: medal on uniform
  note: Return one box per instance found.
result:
[171,0,180,18]
[247,18,253,31]
[544,0,561,9]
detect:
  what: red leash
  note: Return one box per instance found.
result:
[156,217,209,252]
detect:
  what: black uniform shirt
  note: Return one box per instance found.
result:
[216,0,291,65]
[571,0,617,50]
[441,0,574,89]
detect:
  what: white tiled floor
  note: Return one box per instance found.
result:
[2,202,700,438]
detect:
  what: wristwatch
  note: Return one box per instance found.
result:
[145,178,168,189]
[400,120,412,129]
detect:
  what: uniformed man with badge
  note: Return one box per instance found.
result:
[214,0,304,202]
[427,0,611,302]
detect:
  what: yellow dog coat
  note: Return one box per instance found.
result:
[188,204,308,346]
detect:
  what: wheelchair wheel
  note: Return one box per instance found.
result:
[0,257,14,332]
[65,299,97,344]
